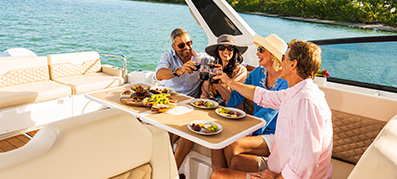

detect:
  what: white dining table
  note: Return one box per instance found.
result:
[85,83,266,149]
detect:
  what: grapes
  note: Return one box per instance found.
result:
[190,123,218,133]
[218,107,239,117]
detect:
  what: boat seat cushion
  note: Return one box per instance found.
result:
[110,163,152,179]
[48,51,124,94]
[47,51,102,79]
[53,72,124,95]
[0,81,72,108]
[0,108,178,179]
[0,56,50,87]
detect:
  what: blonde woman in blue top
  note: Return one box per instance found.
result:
[211,34,289,173]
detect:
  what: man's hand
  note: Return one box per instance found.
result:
[177,61,196,75]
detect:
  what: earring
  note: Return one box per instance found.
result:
[271,58,274,62]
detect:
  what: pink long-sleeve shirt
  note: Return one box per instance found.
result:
[253,79,333,179]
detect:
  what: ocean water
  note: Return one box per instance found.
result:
[1,0,396,87]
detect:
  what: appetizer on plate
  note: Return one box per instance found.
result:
[188,120,223,135]
[216,107,246,119]
[190,99,218,109]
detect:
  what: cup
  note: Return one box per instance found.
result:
[199,65,209,81]
[191,56,201,71]
[209,68,220,84]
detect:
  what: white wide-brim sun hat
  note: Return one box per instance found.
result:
[253,34,287,63]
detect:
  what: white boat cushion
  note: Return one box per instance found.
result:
[0,56,50,87]
[53,72,124,95]
[0,108,178,179]
[0,80,71,108]
[48,51,102,79]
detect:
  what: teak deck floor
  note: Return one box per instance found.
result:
[0,129,40,153]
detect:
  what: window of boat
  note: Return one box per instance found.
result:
[312,36,397,92]
[192,0,242,36]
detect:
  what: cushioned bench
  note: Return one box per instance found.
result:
[0,108,178,179]
[47,51,125,95]
[0,51,125,109]
[0,56,71,108]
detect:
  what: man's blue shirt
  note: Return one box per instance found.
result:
[155,49,213,98]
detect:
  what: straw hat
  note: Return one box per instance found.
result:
[205,34,248,57]
[253,34,287,62]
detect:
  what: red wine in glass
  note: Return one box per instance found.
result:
[193,63,201,71]
[209,74,219,84]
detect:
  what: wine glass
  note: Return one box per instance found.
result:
[199,65,209,81]
[191,55,201,71]
[209,68,220,84]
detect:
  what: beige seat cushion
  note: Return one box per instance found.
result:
[48,51,124,94]
[0,80,71,108]
[0,109,154,178]
[47,51,102,79]
[110,164,152,179]
[0,56,49,87]
[53,72,124,94]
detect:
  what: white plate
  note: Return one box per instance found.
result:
[165,105,194,115]
[187,120,223,136]
[150,86,176,94]
[190,99,219,109]
[215,107,246,119]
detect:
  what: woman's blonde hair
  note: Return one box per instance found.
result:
[271,54,282,71]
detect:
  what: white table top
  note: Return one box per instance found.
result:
[85,84,266,149]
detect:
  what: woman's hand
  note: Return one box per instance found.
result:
[213,71,231,86]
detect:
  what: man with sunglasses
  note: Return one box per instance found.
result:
[156,28,214,98]
[211,39,333,179]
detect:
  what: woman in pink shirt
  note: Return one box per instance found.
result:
[211,39,333,179]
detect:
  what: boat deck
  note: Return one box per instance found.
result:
[0,130,39,153]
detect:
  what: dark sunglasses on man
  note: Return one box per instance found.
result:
[176,41,193,49]
[218,45,234,51]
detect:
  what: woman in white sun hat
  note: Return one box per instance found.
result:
[211,34,289,173]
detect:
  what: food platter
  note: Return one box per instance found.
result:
[120,85,177,113]
[190,99,219,109]
[187,120,223,136]
[215,107,246,119]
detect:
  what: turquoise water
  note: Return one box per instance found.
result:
[1,0,396,87]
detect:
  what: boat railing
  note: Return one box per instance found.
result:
[99,53,127,82]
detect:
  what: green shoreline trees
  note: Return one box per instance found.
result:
[139,0,396,27]
[231,0,395,27]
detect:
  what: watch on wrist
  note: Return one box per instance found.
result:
[172,68,179,77]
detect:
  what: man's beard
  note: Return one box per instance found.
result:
[178,48,191,59]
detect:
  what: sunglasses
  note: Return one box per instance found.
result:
[257,46,266,53]
[218,45,234,51]
[176,41,193,49]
